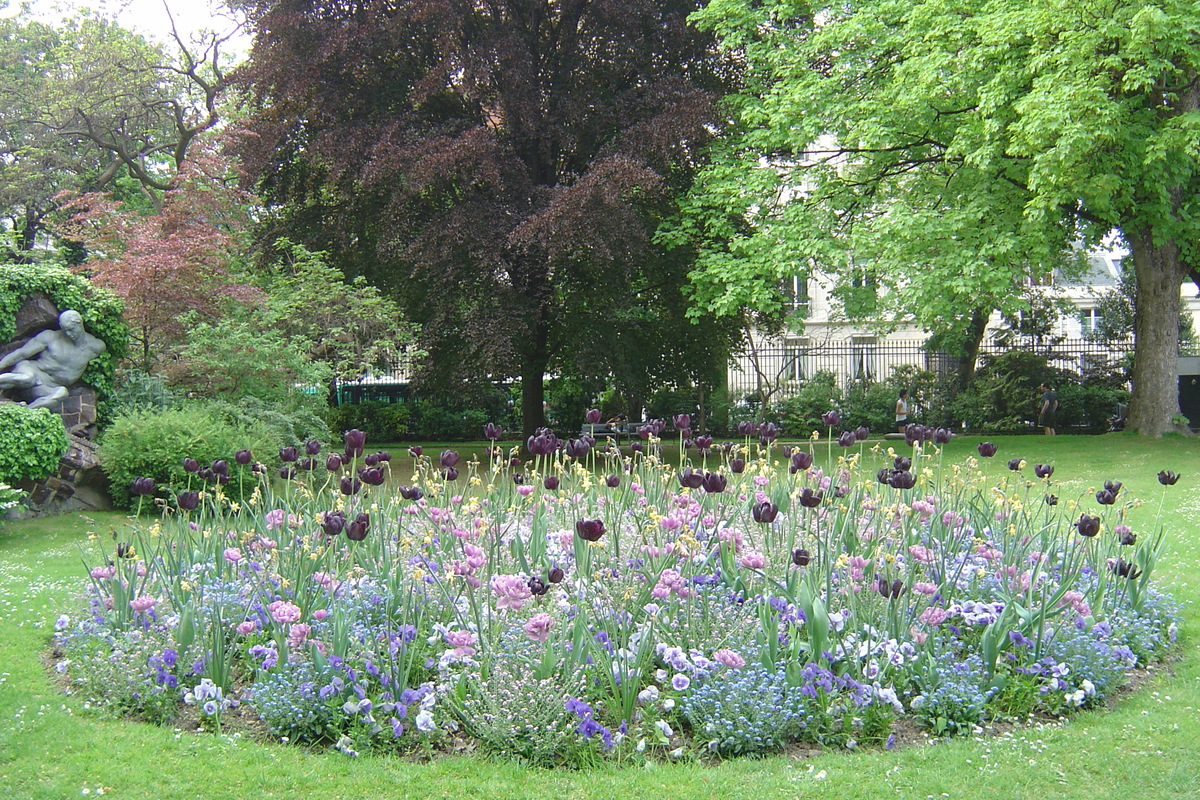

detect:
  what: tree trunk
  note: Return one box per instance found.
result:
[520,342,549,443]
[953,307,991,395]
[1126,230,1191,437]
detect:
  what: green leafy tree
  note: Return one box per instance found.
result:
[679,0,1200,436]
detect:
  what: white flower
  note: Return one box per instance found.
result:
[637,686,660,704]
[415,709,437,732]
[654,719,674,738]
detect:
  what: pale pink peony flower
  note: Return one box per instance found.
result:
[90,565,117,580]
[738,551,766,570]
[490,574,532,610]
[264,509,286,530]
[236,620,257,635]
[444,629,476,657]
[919,606,949,625]
[523,613,555,643]
[129,595,158,613]
[268,600,302,624]
[288,622,311,648]
[223,547,243,564]
[712,648,746,668]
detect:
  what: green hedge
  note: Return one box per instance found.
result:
[0,404,69,483]
[97,403,282,509]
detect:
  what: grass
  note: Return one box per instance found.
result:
[1,432,1197,799]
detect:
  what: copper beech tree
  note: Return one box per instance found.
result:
[231,0,739,437]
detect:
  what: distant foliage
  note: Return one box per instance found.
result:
[0,405,68,484]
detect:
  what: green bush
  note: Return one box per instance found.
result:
[326,401,412,442]
[0,404,69,483]
[207,395,330,446]
[97,403,282,509]
[842,381,898,433]
[774,372,842,437]
[950,351,1070,433]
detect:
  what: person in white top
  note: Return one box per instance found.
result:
[895,389,910,433]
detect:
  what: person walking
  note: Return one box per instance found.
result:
[895,389,910,433]
[1038,382,1059,435]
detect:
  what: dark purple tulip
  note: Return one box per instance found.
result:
[1045,494,1059,506]
[305,439,322,456]
[443,467,459,481]
[630,441,644,453]
[1158,470,1180,486]
[1034,464,1054,479]
[605,474,621,488]
[792,548,811,567]
[977,442,997,458]
[638,425,654,440]
[790,450,813,472]
[679,468,704,489]
[894,456,911,472]
[512,473,525,485]
[297,458,317,471]
[855,426,869,441]
[673,414,691,430]
[234,449,253,466]
[1109,558,1142,580]
[129,477,156,496]
[833,484,850,499]
[694,435,713,452]
[821,410,840,427]
[251,462,266,474]
[1008,458,1023,471]
[758,421,780,442]
[888,470,916,490]
[1104,480,1123,496]
[1075,514,1101,537]
[1095,489,1117,505]
[528,576,549,596]
[933,427,952,444]
[346,512,370,541]
[215,473,230,485]
[1119,529,1138,546]
[375,450,391,462]
[877,577,906,600]
[199,467,214,481]
[211,459,229,477]
[564,438,590,459]
[904,424,923,447]
[483,422,503,441]
[326,454,344,472]
[679,429,693,441]
[576,519,606,541]
[343,429,367,457]
[363,452,380,467]
[509,457,523,468]
[409,446,423,457]
[527,433,558,456]
[838,430,857,448]
[440,450,460,468]
[359,467,385,486]
[399,485,424,501]
[730,458,746,474]
[543,476,560,491]
[182,458,200,473]
[278,465,296,479]
[340,476,362,495]
[651,419,667,435]
[279,446,299,463]
[585,408,603,425]
[321,511,346,537]
[701,472,727,493]
[548,567,565,584]
[752,500,779,524]
[737,420,757,437]
[176,490,200,511]
[798,487,824,508]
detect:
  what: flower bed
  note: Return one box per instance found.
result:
[55,421,1180,765]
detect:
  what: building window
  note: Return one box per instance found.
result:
[782,274,809,315]
[1081,307,1102,335]
[783,338,809,382]
[849,336,877,382]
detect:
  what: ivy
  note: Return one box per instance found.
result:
[0,264,128,398]
[0,405,69,483]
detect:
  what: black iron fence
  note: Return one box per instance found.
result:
[726,337,1134,404]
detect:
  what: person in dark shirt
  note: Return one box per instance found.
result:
[1038,383,1058,436]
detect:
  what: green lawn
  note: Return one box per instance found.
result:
[1,433,1197,799]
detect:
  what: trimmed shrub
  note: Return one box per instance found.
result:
[774,372,842,436]
[326,401,412,442]
[0,404,68,484]
[97,402,281,508]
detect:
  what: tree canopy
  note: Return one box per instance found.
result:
[232,0,740,436]
[678,0,1200,435]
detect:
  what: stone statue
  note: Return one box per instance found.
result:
[0,310,106,410]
